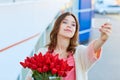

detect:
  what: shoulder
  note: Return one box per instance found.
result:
[76,45,87,51]
[74,45,87,56]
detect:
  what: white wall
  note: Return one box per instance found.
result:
[0,0,13,3]
[0,0,39,3]
[0,0,68,80]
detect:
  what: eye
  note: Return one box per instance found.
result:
[72,24,76,27]
[62,21,68,24]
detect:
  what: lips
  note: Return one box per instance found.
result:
[64,29,72,33]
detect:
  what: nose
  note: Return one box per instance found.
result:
[67,23,71,28]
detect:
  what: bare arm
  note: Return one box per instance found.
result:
[94,23,112,52]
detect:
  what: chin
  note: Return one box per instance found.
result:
[59,33,74,39]
[64,35,73,39]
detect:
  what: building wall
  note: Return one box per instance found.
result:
[0,1,67,80]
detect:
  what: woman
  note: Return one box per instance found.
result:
[26,12,112,80]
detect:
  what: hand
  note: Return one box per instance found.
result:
[99,23,112,42]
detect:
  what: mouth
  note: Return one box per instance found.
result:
[64,29,72,33]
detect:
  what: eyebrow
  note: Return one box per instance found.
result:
[63,19,76,23]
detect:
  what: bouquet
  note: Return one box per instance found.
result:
[20,51,73,80]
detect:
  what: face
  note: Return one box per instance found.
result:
[58,15,76,39]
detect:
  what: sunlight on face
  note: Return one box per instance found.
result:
[58,15,76,39]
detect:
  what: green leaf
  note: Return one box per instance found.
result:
[32,70,61,80]
[32,70,43,80]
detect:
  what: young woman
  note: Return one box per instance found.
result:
[26,12,112,80]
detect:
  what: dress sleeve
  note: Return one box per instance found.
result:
[25,70,33,80]
[75,40,102,71]
[86,40,102,70]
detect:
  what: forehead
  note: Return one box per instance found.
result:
[63,15,76,22]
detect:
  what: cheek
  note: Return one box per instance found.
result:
[70,28,76,38]
[72,27,76,34]
[60,23,66,30]
[58,26,64,34]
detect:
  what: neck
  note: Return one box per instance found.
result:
[55,35,70,52]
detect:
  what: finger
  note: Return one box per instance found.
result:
[104,29,112,33]
[100,25,112,32]
[100,27,107,32]
[102,24,112,30]
[101,28,112,34]
[104,26,111,30]
[104,23,112,26]
[106,28,112,33]
[103,30,111,36]
[99,28,105,33]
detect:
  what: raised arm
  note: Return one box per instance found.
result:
[94,23,112,52]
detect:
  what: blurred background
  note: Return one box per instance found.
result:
[0,0,120,80]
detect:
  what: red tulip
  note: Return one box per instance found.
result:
[31,64,38,70]
[20,62,26,68]
[37,68,43,73]
[56,65,60,71]
[58,71,66,77]
[43,65,49,72]
[45,57,51,64]
[31,57,37,64]
[50,62,55,69]
[52,68,57,74]
[26,57,31,62]
[38,63,43,68]
[67,66,73,71]
[20,52,73,78]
